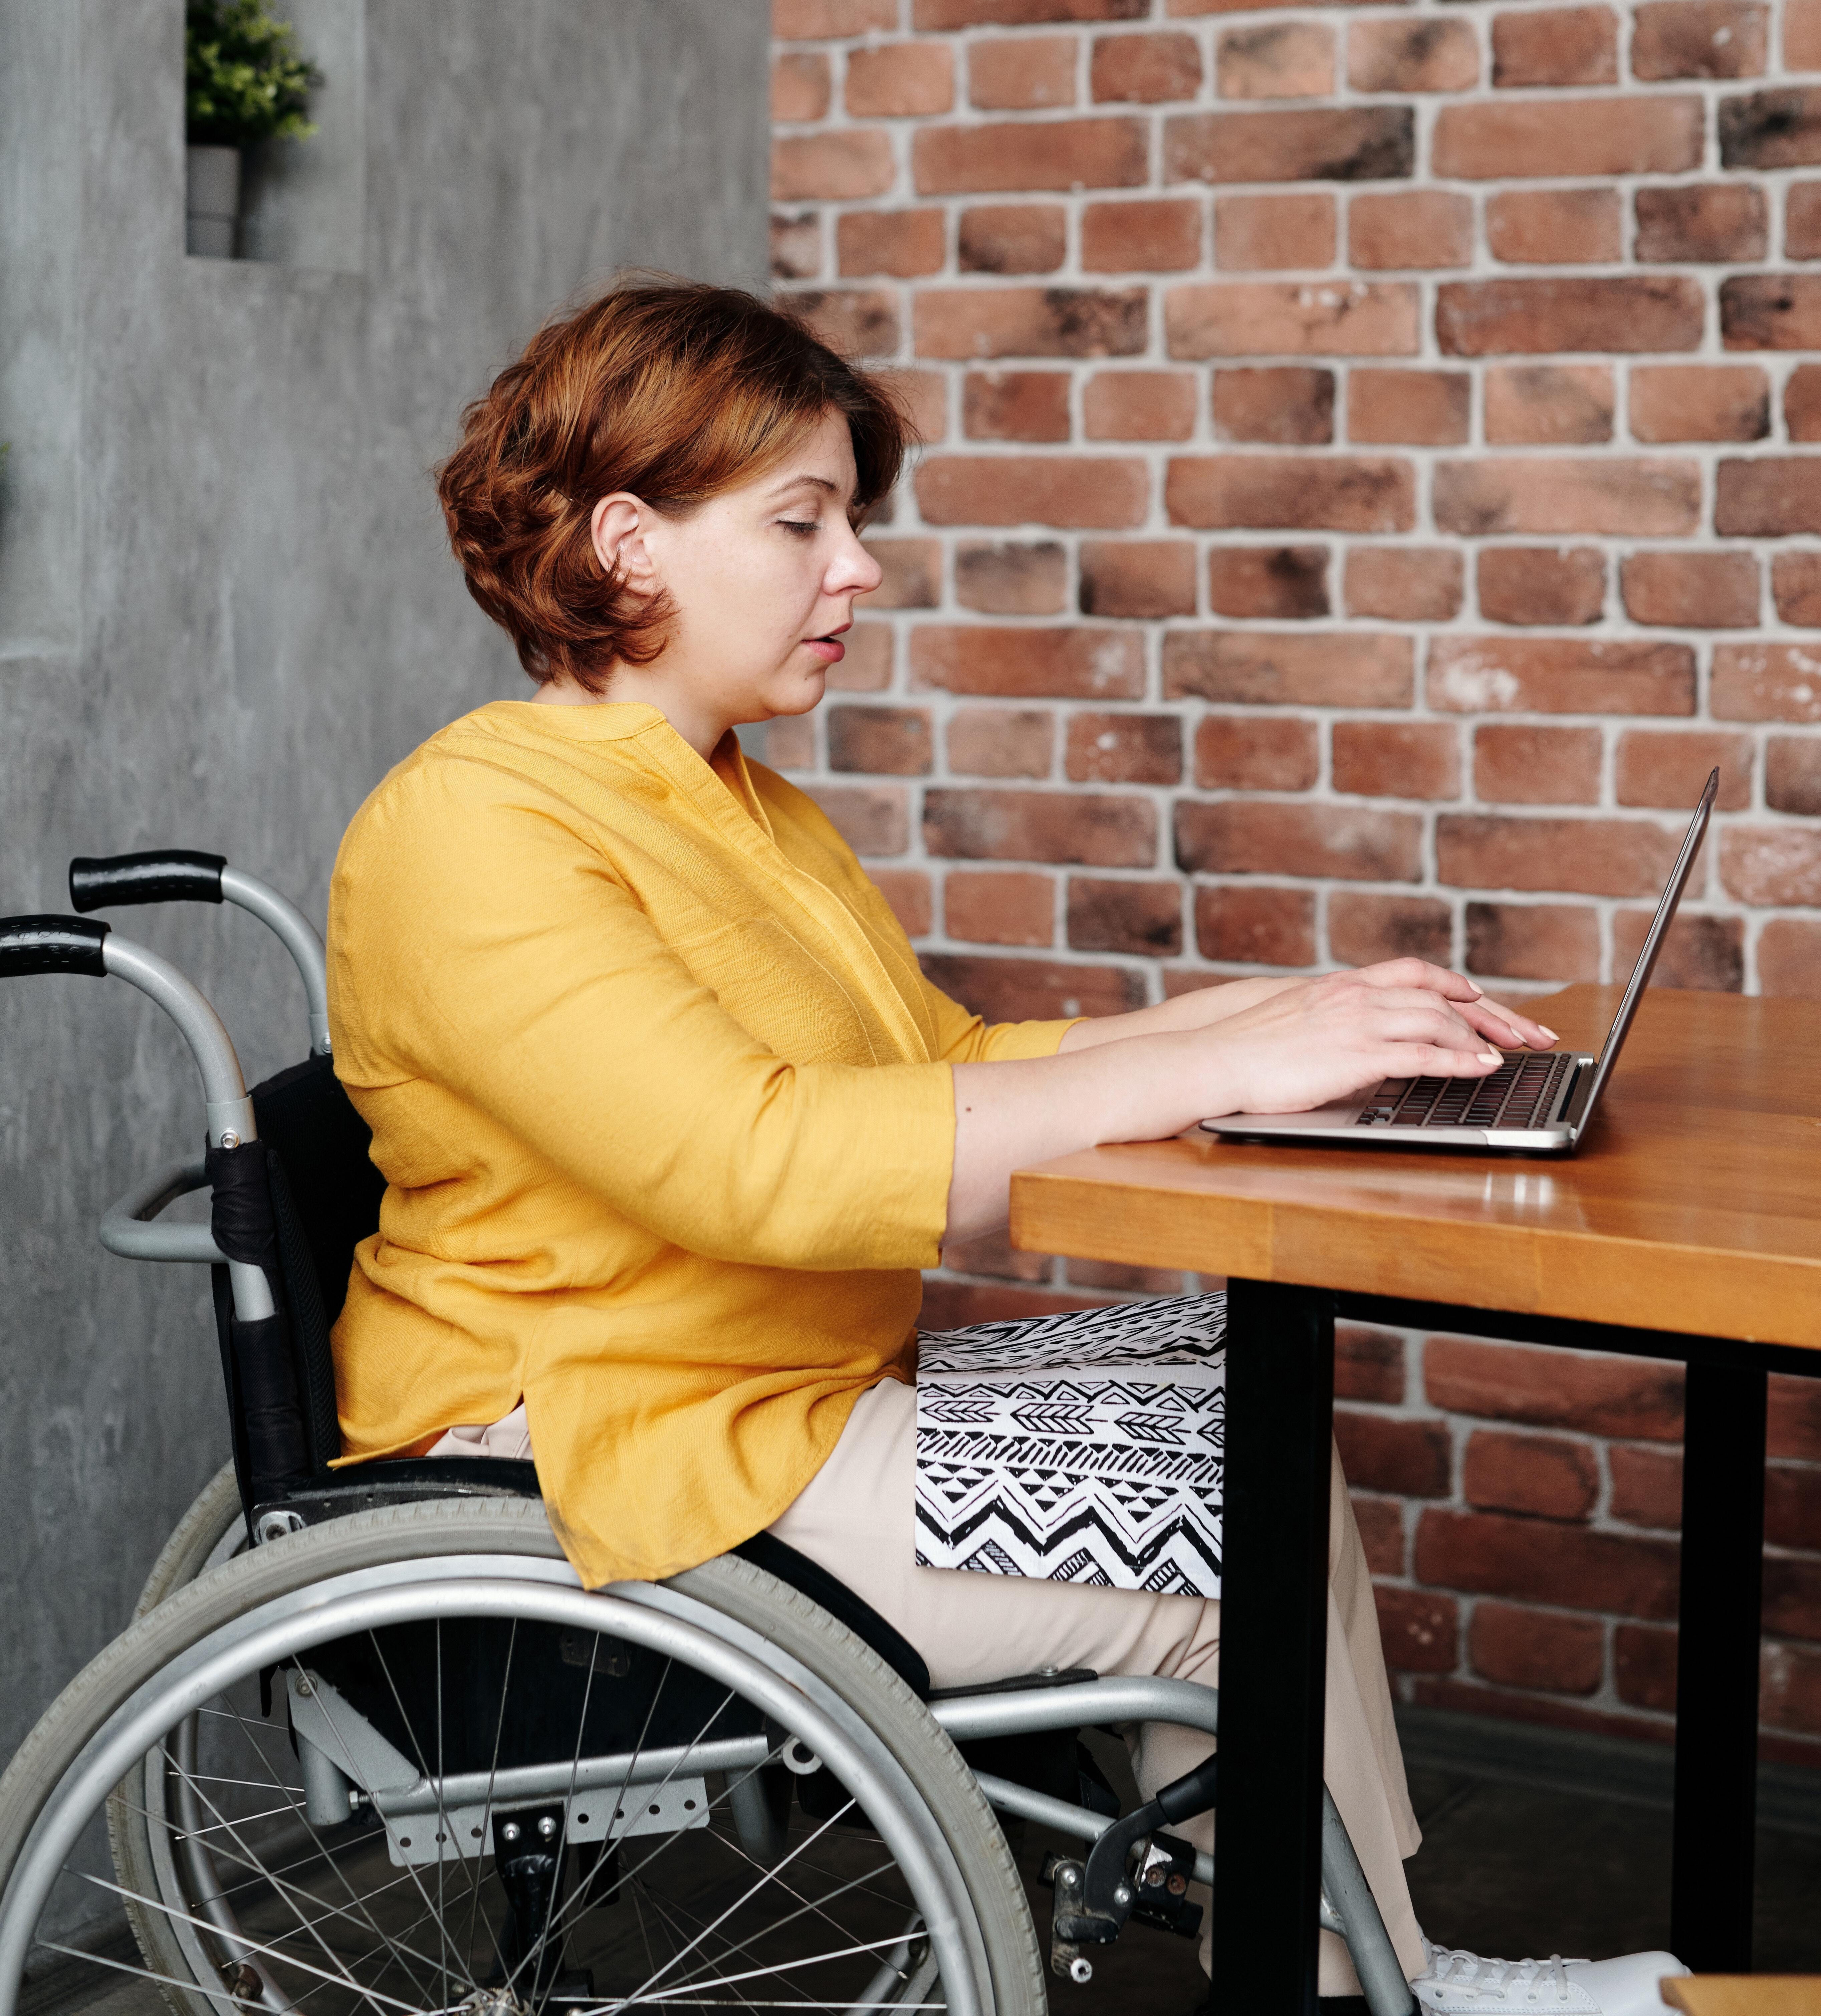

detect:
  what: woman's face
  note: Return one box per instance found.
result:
[576,408,884,759]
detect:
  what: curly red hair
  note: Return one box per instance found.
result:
[436,276,913,691]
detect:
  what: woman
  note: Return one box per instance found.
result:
[326,278,1683,2013]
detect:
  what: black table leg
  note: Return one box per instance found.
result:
[1669,1355,1768,1971]
[1212,1278,1336,2013]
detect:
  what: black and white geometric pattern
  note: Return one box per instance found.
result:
[914,1292,1226,1598]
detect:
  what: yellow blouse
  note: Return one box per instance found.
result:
[326,700,1074,1589]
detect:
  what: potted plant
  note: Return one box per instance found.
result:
[185,0,320,258]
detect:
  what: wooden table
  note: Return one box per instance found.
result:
[1009,987,1821,2014]
[1663,1982,1821,2015]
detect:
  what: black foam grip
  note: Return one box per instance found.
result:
[0,915,111,978]
[69,850,226,912]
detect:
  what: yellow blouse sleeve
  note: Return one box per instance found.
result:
[916,973,1082,1067]
[331,764,958,1275]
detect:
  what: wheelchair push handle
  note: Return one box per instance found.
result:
[0,914,111,979]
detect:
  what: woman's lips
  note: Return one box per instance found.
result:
[804,636,846,664]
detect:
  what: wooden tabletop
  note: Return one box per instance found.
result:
[1009,987,1821,1351]
[1661,1980,1821,2014]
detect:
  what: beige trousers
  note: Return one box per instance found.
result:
[769,1377,1426,1997]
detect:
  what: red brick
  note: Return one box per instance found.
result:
[1348,191,1473,272]
[1768,734,1821,815]
[1613,1622,1677,1710]
[1471,1602,1605,1695]
[775,0,896,35]
[943,1227,1054,1282]
[927,788,1156,867]
[861,538,941,611]
[1168,280,1418,359]
[1352,1496,1407,1576]
[913,625,1144,699]
[838,209,944,279]
[915,0,1148,22]
[1772,1374,1821,1461]
[1166,630,1413,706]
[1428,636,1695,716]
[807,784,909,856]
[870,867,932,939]
[1760,919,1821,996]
[1610,1446,1682,1529]
[1719,87,1821,169]
[1723,273,1821,351]
[1464,1429,1600,1521]
[914,117,1147,196]
[1768,1463,1821,1550]
[1217,22,1334,99]
[946,869,1056,948]
[1792,0,1821,66]
[1348,17,1479,92]
[828,621,893,692]
[1438,276,1704,357]
[1067,876,1184,958]
[1082,199,1202,272]
[1214,192,1336,271]
[1332,721,1461,800]
[1433,458,1699,537]
[1478,547,1606,627]
[1175,801,1423,881]
[1084,369,1198,439]
[1345,548,1463,622]
[1483,365,1612,446]
[1765,1556,1821,1642]
[1615,731,1754,814]
[957,204,1068,274]
[1433,97,1703,179]
[1637,183,1767,263]
[919,1278,1110,1327]
[1633,0,1768,77]
[1165,106,1414,183]
[847,41,954,116]
[1349,368,1469,445]
[1493,5,1619,86]
[771,211,821,281]
[948,705,1054,777]
[895,368,949,444]
[773,130,896,203]
[1469,726,1600,809]
[1612,908,1744,990]
[1168,455,1415,532]
[790,288,900,360]
[773,52,831,122]
[1630,365,1769,443]
[1339,1322,1411,1403]
[1425,1337,1686,1441]
[1212,366,1335,445]
[1720,825,1821,906]
[1066,1256,1188,1295]
[1715,459,1821,536]
[1410,1676,1675,1745]
[1441,815,1684,897]
[919,285,1146,360]
[1195,885,1317,967]
[918,953,1146,1026]
[1066,710,1185,784]
[917,455,1148,529]
[963,369,1071,442]
[955,541,1067,615]
[1096,30,1205,100]
[1335,1410,1452,1497]
[1465,901,1601,981]
[1621,552,1759,630]
[1330,892,1453,966]
[1415,1508,1680,1619]
[1486,188,1622,265]
[1194,714,1322,792]
[1791,184,1821,260]
[1078,541,1198,618]
[1763,1642,1821,1737]
[968,34,1077,109]
[827,704,933,776]
[1376,1587,1460,1675]
[1712,642,1821,722]
[1207,545,1331,619]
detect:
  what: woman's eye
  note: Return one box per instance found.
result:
[780,519,820,537]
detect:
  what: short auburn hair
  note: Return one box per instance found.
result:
[436,276,913,691]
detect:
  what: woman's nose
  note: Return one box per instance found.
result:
[828,529,883,597]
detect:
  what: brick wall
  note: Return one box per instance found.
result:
[768,0,1821,1758]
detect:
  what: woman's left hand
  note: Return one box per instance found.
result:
[1345,958,1557,1052]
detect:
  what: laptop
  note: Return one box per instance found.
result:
[1198,769,1719,1158]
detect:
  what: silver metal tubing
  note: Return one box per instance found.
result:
[1322,1788,1416,2016]
[99,937,256,1151]
[930,1675,1219,1745]
[373,1735,772,1820]
[219,869,329,1057]
[98,1156,227,1266]
[0,1562,983,2016]
[972,1771,1217,1891]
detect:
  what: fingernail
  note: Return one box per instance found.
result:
[1480,1050,1501,1065]
[1540,1025,1559,1043]
[1466,982,1484,997]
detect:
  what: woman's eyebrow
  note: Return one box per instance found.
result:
[767,473,847,500]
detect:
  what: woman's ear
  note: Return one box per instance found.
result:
[591,495,657,593]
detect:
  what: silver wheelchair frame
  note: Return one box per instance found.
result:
[0,853,1414,2016]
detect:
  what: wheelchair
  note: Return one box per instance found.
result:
[0,850,1412,2016]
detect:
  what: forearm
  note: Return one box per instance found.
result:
[1056,974,1299,1052]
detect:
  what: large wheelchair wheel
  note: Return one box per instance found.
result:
[0,1498,1045,2016]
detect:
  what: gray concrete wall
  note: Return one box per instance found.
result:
[0,0,769,1761]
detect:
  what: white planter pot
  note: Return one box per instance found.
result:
[186,144,241,258]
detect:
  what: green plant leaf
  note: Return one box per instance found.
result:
[185,0,320,149]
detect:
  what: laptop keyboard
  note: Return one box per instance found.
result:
[1356,1052,1574,1130]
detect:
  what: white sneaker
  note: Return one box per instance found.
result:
[1412,1939,1690,2012]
